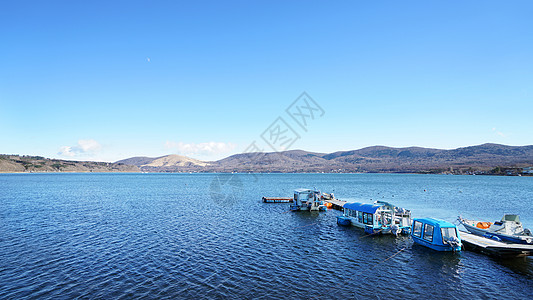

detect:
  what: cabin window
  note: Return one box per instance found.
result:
[363,213,373,225]
[423,224,434,242]
[357,211,363,223]
[441,227,457,244]
[413,221,423,237]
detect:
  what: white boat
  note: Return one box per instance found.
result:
[290,188,327,212]
[458,214,533,244]
[337,200,411,236]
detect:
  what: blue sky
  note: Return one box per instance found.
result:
[1,1,532,162]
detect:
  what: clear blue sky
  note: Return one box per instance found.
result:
[1,1,532,162]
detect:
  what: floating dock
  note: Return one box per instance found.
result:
[460,231,533,257]
[262,197,293,203]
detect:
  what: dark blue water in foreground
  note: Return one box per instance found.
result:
[1,173,532,299]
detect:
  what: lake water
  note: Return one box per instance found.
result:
[1,173,532,299]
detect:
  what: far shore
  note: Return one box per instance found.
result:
[1,171,531,177]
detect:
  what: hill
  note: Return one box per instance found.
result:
[116,154,209,172]
[0,155,140,173]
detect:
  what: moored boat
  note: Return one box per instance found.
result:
[336,201,411,235]
[290,188,327,212]
[458,214,533,244]
[411,218,462,252]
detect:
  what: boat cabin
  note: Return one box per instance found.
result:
[411,218,462,252]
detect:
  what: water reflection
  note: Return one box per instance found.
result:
[492,256,533,277]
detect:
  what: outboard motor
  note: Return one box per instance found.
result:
[446,236,462,252]
[390,224,400,236]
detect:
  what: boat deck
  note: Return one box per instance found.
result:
[324,199,347,210]
[460,231,533,257]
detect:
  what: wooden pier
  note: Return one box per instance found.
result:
[262,197,293,203]
[324,199,347,211]
[460,231,533,257]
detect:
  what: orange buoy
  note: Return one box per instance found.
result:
[326,202,333,209]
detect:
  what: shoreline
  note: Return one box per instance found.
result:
[1,171,531,177]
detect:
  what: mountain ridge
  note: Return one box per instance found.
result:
[114,143,533,174]
[2,143,531,174]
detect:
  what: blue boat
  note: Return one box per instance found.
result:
[411,218,462,252]
[336,201,412,236]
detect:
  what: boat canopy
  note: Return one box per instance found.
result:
[343,202,382,214]
[374,200,395,208]
[416,218,456,228]
[502,214,520,222]
[294,188,316,194]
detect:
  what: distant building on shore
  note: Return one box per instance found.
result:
[522,167,533,174]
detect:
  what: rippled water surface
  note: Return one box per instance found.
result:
[1,173,532,299]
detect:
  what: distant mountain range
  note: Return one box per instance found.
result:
[115,143,533,174]
[2,144,532,174]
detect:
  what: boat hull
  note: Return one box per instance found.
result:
[364,226,382,235]
[289,205,304,211]
[336,216,351,226]
[412,236,462,252]
[340,216,410,235]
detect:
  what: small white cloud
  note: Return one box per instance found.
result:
[492,128,506,138]
[77,139,101,152]
[146,57,151,62]
[58,139,102,157]
[165,141,236,156]
[58,146,75,157]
